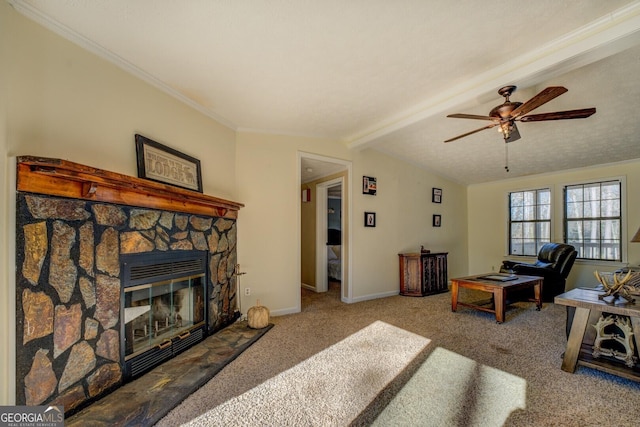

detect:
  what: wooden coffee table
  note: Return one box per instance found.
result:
[451,273,543,323]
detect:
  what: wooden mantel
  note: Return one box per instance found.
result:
[17,156,243,219]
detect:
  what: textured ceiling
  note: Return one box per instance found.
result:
[10,0,640,184]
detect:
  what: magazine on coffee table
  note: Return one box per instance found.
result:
[477,273,518,282]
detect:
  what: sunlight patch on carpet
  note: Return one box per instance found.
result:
[372,347,527,426]
[182,321,431,426]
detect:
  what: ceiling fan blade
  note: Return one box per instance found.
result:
[444,123,498,143]
[504,122,521,143]
[509,86,568,118]
[447,113,497,121]
[519,107,596,122]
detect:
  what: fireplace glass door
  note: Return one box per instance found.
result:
[124,273,205,360]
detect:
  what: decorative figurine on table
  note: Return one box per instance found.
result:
[594,270,636,303]
[592,314,637,367]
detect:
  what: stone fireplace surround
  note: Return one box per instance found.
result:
[14,156,244,415]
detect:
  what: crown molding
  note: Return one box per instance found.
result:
[8,0,238,131]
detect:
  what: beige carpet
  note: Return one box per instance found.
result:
[170,321,429,426]
[157,285,640,426]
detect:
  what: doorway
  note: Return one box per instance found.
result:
[326,183,342,298]
[299,152,351,303]
[315,177,343,293]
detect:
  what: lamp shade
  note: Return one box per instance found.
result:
[632,227,640,243]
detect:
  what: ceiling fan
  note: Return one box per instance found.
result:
[444,85,596,143]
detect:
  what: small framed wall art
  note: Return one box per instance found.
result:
[363,176,377,195]
[301,188,311,203]
[432,187,442,203]
[135,134,203,192]
[433,214,441,227]
[365,212,376,227]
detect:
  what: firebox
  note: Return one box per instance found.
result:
[120,250,208,380]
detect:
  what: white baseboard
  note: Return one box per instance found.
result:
[301,282,315,291]
[270,287,399,315]
[349,290,399,303]
[270,306,301,316]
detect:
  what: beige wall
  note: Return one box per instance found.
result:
[235,134,469,311]
[0,4,237,404]
[1,2,11,406]
[351,149,468,300]
[235,133,353,314]
[4,3,236,199]
[300,182,316,287]
[468,160,640,290]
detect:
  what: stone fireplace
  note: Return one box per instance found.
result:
[14,156,243,415]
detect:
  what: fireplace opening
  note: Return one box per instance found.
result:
[121,250,208,380]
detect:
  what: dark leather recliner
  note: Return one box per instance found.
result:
[501,243,578,302]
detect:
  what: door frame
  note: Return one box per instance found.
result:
[298,152,352,303]
[316,177,343,292]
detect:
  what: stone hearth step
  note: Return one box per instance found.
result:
[66,321,273,427]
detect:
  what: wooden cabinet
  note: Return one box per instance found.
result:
[399,252,448,296]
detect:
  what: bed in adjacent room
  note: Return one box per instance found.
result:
[327,228,341,281]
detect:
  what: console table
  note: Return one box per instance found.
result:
[398,252,448,296]
[555,288,640,381]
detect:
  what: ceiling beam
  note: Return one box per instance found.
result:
[347,3,640,150]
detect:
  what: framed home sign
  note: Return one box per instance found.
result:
[135,134,203,192]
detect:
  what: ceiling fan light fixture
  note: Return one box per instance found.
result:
[444,85,595,145]
[499,122,513,139]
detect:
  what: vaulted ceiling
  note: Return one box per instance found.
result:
[10,0,640,184]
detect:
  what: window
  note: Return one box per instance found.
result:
[564,180,621,261]
[509,188,551,256]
